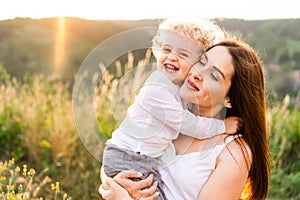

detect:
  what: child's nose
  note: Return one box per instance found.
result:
[167,52,178,61]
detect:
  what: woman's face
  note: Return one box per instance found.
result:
[180,46,234,117]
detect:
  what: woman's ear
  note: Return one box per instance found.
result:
[224,97,232,108]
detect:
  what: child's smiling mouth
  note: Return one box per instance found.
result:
[164,64,179,73]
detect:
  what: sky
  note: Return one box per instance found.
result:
[1,0,300,21]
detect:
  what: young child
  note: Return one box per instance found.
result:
[102,18,240,200]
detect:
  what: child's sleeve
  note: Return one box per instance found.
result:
[134,71,225,139]
[147,93,226,139]
[141,80,225,139]
[179,109,226,139]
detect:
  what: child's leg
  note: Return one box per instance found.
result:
[102,144,126,177]
[102,144,167,199]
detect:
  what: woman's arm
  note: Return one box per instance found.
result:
[198,139,252,200]
[99,166,159,200]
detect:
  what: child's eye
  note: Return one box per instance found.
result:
[179,52,189,58]
[162,47,171,53]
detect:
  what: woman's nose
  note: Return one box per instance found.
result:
[190,69,203,81]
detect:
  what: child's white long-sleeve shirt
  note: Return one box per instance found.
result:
[107,71,225,158]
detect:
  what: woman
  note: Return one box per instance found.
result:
[99,39,270,200]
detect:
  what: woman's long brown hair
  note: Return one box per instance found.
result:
[207,40,270,200]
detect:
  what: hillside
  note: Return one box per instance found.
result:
[0,17,299,96]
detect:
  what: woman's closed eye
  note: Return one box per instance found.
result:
[198,54,208,66]
[210,72,220,81]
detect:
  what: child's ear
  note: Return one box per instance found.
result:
[224,97,232,108]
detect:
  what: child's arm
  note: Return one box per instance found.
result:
[166,96,242,138]
[180,111,243,138]
[127,71,240,139]
[146,89,241,138]
[178,109,228,139]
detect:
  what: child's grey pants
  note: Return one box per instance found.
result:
[103,143,167,200]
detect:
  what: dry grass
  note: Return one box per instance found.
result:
[0,50,299,199]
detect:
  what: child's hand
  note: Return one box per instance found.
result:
[224,116,243,134]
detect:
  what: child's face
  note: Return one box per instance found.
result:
[156,31,204,86]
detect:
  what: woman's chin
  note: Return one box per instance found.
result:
[180,87,195,102]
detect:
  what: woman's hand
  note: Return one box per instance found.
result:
[99,170,159,200]
[99,176,133,200]
[99,176,159,200]
[113,171,159,200]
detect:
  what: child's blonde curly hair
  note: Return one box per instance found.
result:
[152,17,225,58]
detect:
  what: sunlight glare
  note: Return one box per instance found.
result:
[54,17,66,73]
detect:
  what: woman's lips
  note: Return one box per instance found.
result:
[186,78,200,91]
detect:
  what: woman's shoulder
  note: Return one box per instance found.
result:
[218,135,252,170]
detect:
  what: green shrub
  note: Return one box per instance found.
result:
[268,93,300,199]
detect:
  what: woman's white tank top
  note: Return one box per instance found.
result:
[160,135,241,200]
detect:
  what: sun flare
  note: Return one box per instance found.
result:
[54,17,66,73]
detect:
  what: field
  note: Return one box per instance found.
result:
[0,52,299,199]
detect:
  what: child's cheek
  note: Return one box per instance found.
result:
[181,65,193,78]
